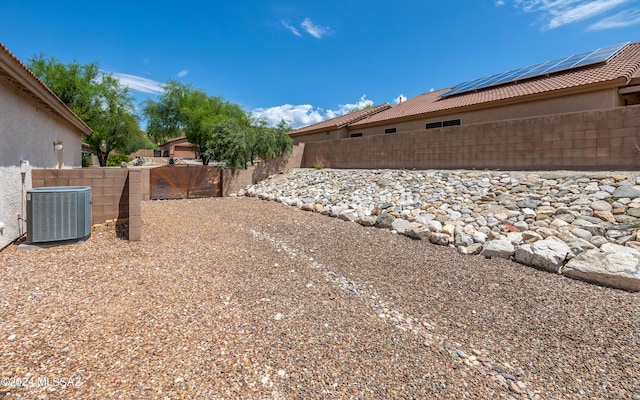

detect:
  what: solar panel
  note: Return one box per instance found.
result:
[440,42,630,98]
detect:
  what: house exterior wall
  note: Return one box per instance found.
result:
[301,105,640,170]
[294,88,621,142]
[292,129,342,143]
[0,77,84,168]
[0,166,31,250]
[0,74,85,250]
[160,137,196,158]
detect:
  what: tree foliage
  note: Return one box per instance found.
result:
[28,55,142,166]
[145,80,292,168]
[143,80,250,165]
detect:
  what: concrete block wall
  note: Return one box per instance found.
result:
[223,143,305,195]
[32,167,142,240]
[301,105,640,171]
[127,169,142,241]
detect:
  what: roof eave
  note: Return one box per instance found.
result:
[0,49,93,136]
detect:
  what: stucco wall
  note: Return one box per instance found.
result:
[0,166,31,250]
[301,105,640,170]
[0,77,84,168]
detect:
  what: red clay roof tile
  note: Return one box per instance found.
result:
[289,103,392,136]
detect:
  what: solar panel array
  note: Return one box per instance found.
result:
[440,42,630,98]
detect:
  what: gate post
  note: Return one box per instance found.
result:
[128,168,142,241]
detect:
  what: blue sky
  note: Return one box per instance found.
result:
[2,1,640,129]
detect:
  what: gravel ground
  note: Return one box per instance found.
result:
[1,196,639,399]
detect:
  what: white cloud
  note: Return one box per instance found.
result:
[394,94,407,104]
[510,0,637,30]
[252,104,325,128]
[587,7,640,29]
[336,95,374,114]
[282,19,302,37]
[252,95,375,129]
[111,72,164,94]
[177,70,188,78]
[301,18,332,38]
[496,0,506,5]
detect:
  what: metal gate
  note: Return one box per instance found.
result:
[150,165,222,200]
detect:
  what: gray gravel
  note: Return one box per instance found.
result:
[1,196,639,399]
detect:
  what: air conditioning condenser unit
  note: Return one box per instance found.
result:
[27,186,92,244]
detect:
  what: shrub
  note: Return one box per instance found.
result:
[107,154,132,166]
[81,152,92,167]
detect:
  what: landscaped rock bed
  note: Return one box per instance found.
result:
[243,168,640,291]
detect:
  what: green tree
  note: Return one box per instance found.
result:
[116,130,157,156]
[247,118,292,165]
[143,80,250,165]
[205,119,250,169]
[28,55,141,166]
[144,79,292,169]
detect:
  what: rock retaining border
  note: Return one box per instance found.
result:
[242,169,640,291]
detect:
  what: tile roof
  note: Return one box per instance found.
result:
[0,42,92,135]
[289,103,392,136]
[351,42,640,128]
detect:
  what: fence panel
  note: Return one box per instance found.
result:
[150,165,221,200]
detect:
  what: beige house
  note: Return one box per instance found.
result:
[0,42,91,249]
[290,41,640,141]
[159,136,197,158]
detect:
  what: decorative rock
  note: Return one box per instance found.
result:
[612,186,640,199]
[513,221,529,232]
[455,233,474,247]
[472,231,488,244]
[426,220,443,233]
[442,224,456,236]
[507,231,523,245]
[562,247,640,291]
[590,235,608,247]
[522,231,543,244]
[338,209,359,222]
[515,237,571,273]
[357,216,377,226]
[570,227,593,242]
[374,212,395,228]
[246,168,640,290]
[590,200,613,212]
[391,218,417,235]
[429,232,451,246]
[480,239,515,259]
[465,243,484,255]
[593,210,616,223]
[406,225,431,240]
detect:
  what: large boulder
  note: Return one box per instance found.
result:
[480,239,515,259]
[514,237,571,273]
[562,244,640,291]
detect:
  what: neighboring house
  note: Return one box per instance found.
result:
[0,42,92,249]
[291,41,640,141]
[159,136,196,158]
[289,104,391,143]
